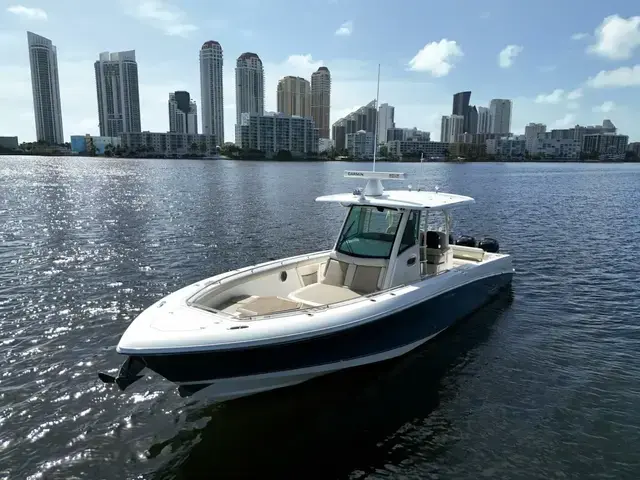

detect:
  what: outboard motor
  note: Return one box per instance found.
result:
[456,235,477,248]
[449,233,455,245]
[478,237,500,253]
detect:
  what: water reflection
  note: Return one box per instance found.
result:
[148,289,514,479]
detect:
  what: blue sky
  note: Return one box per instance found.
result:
[1,0,639,143]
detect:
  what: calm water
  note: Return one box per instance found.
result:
[1,157,640,479]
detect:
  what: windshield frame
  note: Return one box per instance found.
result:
[334,205,403,259]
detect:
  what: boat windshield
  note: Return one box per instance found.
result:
[335,205,402,259]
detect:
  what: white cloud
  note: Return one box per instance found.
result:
[125,0,198,37]
[566,88,583,100]
[407,39,463,77]
[535,89,564,104]
[279,54,323,72]
[588,14,640,60]
[539,65,556,73]
[553,113,577,128]
[587,65,640,88]
[571,32,588,41]
[567,102,580,110]
[498,44,523,68]
[6,5,47,20]
[335,21,353,36]
[593,101,615,113]
[480,12,490,19]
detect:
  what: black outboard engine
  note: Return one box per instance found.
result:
[456,235,477,248]
[449,233,454,245]
[478,237,500,253]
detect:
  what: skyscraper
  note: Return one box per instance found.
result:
[476,106,490,134]
[452,91,480,134]
[489,99,512,135]
[466,106,478,136]
[235,52,264,129]
[200,40,224,145]
[440,116,451,143]
[378,103,395,143]
[277,76,311,117]
[311,66,331,139]
[524,123,546,152]
[440,115,464,142]
[94,50,141,137]
[169,91,198,134]
[452,91,470,117]
[27,31,63,144]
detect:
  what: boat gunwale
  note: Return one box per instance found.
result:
[117,267,514,356]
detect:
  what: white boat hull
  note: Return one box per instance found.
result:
[108,250,513,402]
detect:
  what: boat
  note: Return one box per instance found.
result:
[98,65,514,402]
[98,169,514,401]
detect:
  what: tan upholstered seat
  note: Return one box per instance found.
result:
[236,296,302,317]
[322,258,349,286]
[288,283,361,306]
[349,265,383,294]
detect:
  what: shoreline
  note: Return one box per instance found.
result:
[1,152,638,164]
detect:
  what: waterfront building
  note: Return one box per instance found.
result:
[168,91,198,134]
[237,112,318,156]
[27,32,64,144]
[200,40,224,144]
[311,67,331,139]
[95,50,141,137]
[277,76,311,118]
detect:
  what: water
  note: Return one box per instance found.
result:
[1,157,640,479]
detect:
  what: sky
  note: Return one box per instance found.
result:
[1,0,639,143]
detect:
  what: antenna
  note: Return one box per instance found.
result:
[372,63,381,172]
[417,152,425,191]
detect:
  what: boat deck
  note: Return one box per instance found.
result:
[216,255,483,319]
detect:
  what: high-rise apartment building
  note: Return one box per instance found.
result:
[27,32,64,144]
[476,106,490,134]
[440,115,464,142]
[235,52,264,143]
[524,123,546,152]
[94,50,141,137]
[277,76,311,117]
[311,66,331,139]
[452,91,471,117]
[489,99,512,135]
[450,115,464,142]
[378,103,395,143]
[582,133,629,155]
[440,116,451,143]
[169,91,198,134]
[466,106,478,136]
[237,112,318,156]
[331,100,377,150]
[200,40,224,145]
[453,91,479,134]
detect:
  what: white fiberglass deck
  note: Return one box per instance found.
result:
[203,246,495,320]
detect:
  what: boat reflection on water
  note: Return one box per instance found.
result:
[147,287,514,480]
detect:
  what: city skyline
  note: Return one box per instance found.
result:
[1,1,639,143]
